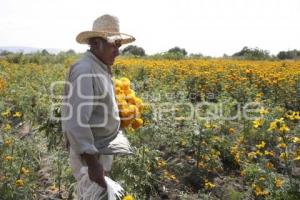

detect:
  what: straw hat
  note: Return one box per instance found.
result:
[76,14,135,45]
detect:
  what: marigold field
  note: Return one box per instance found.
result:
[0,54,300,199]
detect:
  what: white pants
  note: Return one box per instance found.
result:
[69,148,114,181]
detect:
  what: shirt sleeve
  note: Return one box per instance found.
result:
[64,63,99,155]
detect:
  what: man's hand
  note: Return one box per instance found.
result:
[81,153,107,189]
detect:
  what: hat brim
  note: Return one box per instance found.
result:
[76,31,135,45]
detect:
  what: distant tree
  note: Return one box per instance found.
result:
[223,54,229,58]
[189,53,203,58]
[277,51,288,60]
[168,46,187,56]
[0,50,12,56]
[66,49,76,55]
[277,49,300,60]
[122,45,146,56]
[41,49,50,55]
[232,46,270,60]
[232,46,250,57]
[6,53,25,64]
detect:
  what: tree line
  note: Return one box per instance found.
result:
[121,45,300,60]
[1,46,300,61]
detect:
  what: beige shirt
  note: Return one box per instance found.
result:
[61,51,120,155]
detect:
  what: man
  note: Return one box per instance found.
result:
[61,14,135,195]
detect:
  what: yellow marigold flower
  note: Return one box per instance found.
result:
[197,162,205,169]
[264,150,275,157]
[119,77,131,90]
[279,124,290,133]
[126,127,134,133]
[131,118,143,129]
[256,92,263,97]
[163,171,177,181]
[294,156,300,161]
[245,69,252,75]
[280,153,286,160]
[123,195,134,200]
[285,111,300,121]
[0,78,6,91]
[3,124,12,132]
[1,110,10,117]
[134,97,143,106]
[15,179,24,187]
[293,112,300,120]
[119,108,131,118]
[114,79,122,88]
[266,162,274,169]
[275,178,284,188]
[180,139,187,146]
[259,108,269,115]
[13,112,22,118]
[228,127,236,134]
[268,122,277,131]
[4,155,13,161]
[49,184,58,192]
[240,170,246,176]
[4,139,12,146]
[21,167,30,175]
[204,123,212,129]
[127,104,139,118]
[204,180,216,189]
[120,119,132,128]
[256,141,266,149]
[277,143,287,149]
[212,136,222,143]
[230,145,238,153]
[255,150,263,157]
[157,159,166,168]
[291,137,300,144]
[253,119,263,128]
[124,89,135,96]
[268,118,284,132]
[254,186,269,196]
[115,87,123,95]
[233,154,241,164]
[213,149,221,156]
[137,102,145,112]
[259,176,265,181]
[119,77,130,83]
[248,151,257,159]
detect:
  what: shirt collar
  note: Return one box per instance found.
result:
[84,50,110,74]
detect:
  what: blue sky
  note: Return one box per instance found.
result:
[0,0,299,56]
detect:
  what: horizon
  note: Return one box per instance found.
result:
[1,45,299,57]
[0,0,299,56]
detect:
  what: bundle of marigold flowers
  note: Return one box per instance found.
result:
[114,77,145,129]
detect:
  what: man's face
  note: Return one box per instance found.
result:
[95,39,121,66]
